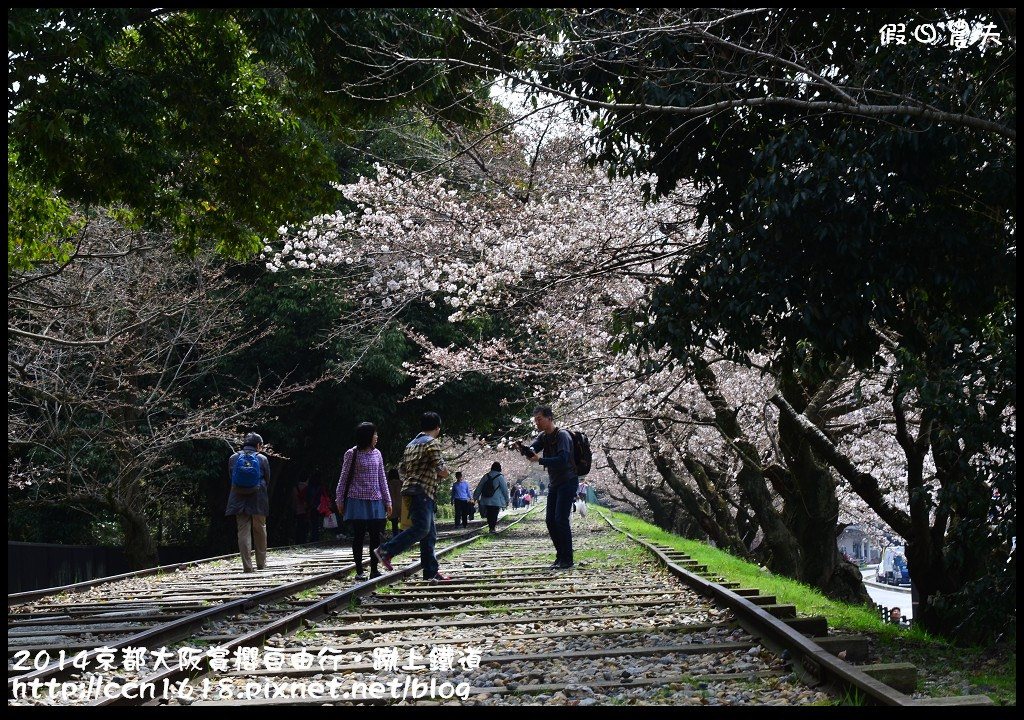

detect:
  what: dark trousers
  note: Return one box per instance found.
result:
[351,519,384,575]
[484,504,500,532]
[546,478,579,564]
[294,513,310,543]
[454,499,471,527]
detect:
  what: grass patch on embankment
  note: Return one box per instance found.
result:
[605,508,1016,706]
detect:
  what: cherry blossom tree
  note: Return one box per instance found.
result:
[263,114,879,600]
[8,212,313,567]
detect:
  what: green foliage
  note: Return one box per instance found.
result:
[610,509,924,638]
[511,8,1016,371]
[611,508,1016,705]
[7,146,82,272]
[7,9,493,259]
[8,9,342,257]
[972,655,1016,706]
[641,119,1014,372]
[836,688,866,706]
[204,263,520,516]
[6,501,114,545]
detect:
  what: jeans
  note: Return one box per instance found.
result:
[379,493,438,579]
[546,478,579,564]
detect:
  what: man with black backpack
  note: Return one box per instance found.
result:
[520,406,591,570]
[475,462,509,532]
[226,433,271,573]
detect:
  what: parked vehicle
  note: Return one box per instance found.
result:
[876,546,910,586]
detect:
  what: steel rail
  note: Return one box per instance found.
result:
[9,520,492,606]
[598,509,922,706]
[8,527,487,687]
[86,508,537,706]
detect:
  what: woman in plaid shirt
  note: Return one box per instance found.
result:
[337,422,393,580]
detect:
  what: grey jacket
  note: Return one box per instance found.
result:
[474,471,509,508]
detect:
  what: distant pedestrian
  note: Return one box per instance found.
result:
[292,479,316,544]
[512,484,525,509]
[573,497,588,517]
[452,471,472,528]
[336,422,392,581]
[475,462,509,533]
[226,433,271,573]
[374,412,452,582]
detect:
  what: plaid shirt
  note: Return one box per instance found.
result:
[336,448,392,506]
[399,432,447,501]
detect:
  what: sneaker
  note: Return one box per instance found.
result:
[354,573,367,582]
[373,546,394,571]
[556,561,575,570]
[428,573,452,583]
[369,569,381,579]
[548,560,562,570]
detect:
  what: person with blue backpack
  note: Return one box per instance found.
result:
[226,433,271,573]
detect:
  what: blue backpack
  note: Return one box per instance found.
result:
[231,450,262,489]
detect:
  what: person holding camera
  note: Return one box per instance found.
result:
[520,406,578,569]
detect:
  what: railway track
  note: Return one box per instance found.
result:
[7,520,485,701]
[8,506,991,706]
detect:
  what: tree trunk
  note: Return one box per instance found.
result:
[777,371,869,603]
[692,362,800,575]
[604,451,700,538]
[683,456,750,556]
[909,426,996,641]
[120,507,159,570]
[206,456,234,553]
[639,420,745,552]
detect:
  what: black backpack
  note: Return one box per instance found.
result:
[480,472,497,497]
[568,430,592,477]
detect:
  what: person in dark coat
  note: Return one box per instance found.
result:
[226,433,271,573]
[292,479,316,544]
[474,462,510,533]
